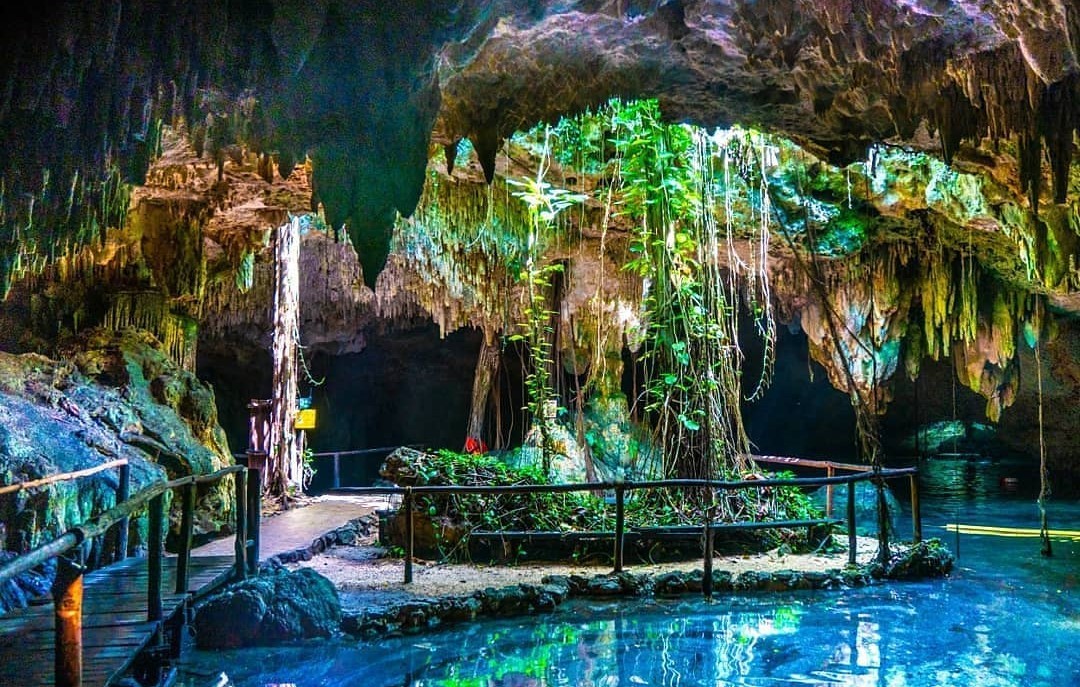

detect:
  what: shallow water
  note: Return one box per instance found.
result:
[179,457,1079,687]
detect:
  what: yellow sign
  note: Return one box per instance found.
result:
[295,408,317,430]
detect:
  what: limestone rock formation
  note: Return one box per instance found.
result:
[0,329,233,575]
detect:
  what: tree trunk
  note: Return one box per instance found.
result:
[268,216,301,497]
[466,330,500,443]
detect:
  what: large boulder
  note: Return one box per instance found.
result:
[193,567,341,649]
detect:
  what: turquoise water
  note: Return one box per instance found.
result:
[179,458,1079,687]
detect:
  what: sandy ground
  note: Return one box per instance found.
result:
[291,536,882,607]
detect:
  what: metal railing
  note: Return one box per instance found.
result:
[232,445,418,489]
[335,465,921,594]
[308,446,418,489]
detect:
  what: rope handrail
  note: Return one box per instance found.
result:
[337,465,922,586]
[308,445,421,458]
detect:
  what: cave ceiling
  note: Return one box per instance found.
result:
[0,0,1077,288]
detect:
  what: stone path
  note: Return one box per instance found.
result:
[194,493,394,558]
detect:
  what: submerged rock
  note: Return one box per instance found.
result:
[883,538,955,579]
[193,567,341,649]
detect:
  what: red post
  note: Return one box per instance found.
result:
[825,466,834,517]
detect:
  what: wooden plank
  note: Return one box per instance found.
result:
[1,627,154,649]
[0,553,234,687]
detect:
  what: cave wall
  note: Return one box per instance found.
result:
[0,2,1077,496]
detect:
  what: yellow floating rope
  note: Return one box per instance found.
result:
[943,524,1080,541]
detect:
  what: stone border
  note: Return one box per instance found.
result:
[341,567,871,638]
[341,539,953,639]
[263,515,379,567]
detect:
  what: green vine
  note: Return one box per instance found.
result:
[507,128,587,476]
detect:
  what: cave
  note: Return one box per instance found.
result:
[0,2,1078,686]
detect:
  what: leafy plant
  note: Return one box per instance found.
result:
[397,450,821,559]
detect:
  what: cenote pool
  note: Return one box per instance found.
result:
[178,458,1079,687]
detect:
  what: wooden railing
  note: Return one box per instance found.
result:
[335,465,920,595]
[750,454,911,520]
[0,460,133,569]
[0,465,262,687]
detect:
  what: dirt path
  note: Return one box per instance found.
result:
[194,493,391,558]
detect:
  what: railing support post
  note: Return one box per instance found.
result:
[147,493,164,623]
[234,469,248,579]
[846,480,857,566]
[404,487,414,584]
[333,453,341,490]
[613,485,625,573]
[876,479,890,568]
[175,482,196,595]
[825,465,834,517]
[115,462,130,562]
[246,468,261,576]
[54,556,84,687]
[909,473,922,544]
[703,488,714,598]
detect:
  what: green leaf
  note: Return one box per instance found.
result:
[678,414,700,431]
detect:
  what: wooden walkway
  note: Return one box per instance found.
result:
[0,556,233,686]
[0,493,382,687]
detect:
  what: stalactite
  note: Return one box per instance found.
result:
[470,125,502,185]
[1039,75,1079,205]
[101,291,198,371]
[445,140,461,176]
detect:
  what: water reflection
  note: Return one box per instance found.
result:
[179,579,1077,687]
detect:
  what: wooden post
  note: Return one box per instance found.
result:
[115,462,130,561]
[847,480,857,566]
[234,469,248,579]
[825,465,834,517]
[613,485,625,573]
[169,603,186,660]
[404,487,414,584]
[175,482,196,594]
[333,453,341,490]
[246,468,261,576]
[53,556,84,687]
[876,480,890,567]
[147,493,164,623]
[909,474,922,544]
[703,489,714,598]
